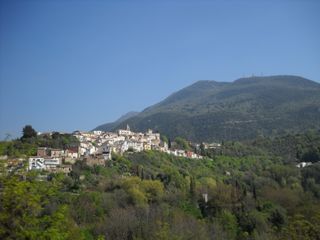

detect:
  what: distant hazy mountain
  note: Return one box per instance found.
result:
[94,111,139,132]
[95,75,320,142]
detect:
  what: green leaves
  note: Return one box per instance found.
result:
[121,176,164,205]
[2,131,320,240]
[0,174,79,240]
[21,125,37,139]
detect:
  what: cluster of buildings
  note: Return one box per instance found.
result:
[28,126,203,173]
[74,125,203,159]
[28,147,78,173]
[74,125,165,156]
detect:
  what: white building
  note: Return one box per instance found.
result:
[296,162,312,168]
[29,157,45,170]
[73,127,203,159]
[44,158,60,170]
[65,148,79,159]
[93,130,103,135]
[127,141,144,152]
[118,125,133,136]
[28,157,60,170]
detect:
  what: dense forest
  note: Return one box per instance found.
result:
[1,131,320,239]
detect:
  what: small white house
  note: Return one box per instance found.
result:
[28,157,60,170]
[44,158,60,169]
[29,157,45,170]
[296,162,312,168]
[93,130,103,135]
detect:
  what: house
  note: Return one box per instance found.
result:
[143,143,152,151]
[145,129,161,144]
[127,141,144,152]
[44,158,60,170]
[98,143,111,160]
[203,142,221,149]
[29,157,45,170]
[176,150,187,157]
[296,162,312,168]
[87,144,97,155]
[50,149,64,158]
[37,147,49,157]
[186,151,202,159]
[118,125,132,136]
[118,141,129,154]
[85,155,105,166]
[28,157,60,171]
[186,151,193,158]
[93,130,103,135]
[79,142,97,156]
[65,147,79,159]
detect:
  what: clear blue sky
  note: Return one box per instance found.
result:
[0,0,319,139]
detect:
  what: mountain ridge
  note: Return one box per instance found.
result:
[94,111,139,132]
[95,75,320,141]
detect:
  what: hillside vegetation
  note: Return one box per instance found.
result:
[1,132,320,239]
[0,127,79,158]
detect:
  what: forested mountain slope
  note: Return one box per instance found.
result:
[96,75,320,142]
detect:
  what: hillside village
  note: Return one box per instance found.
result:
[27,125,203,173]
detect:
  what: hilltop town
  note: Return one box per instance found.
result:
[27,125,203,174]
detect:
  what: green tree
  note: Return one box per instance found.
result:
[161,135,168,143]
[0,174,79,239]
[189,176,196,201]
[281,214,320,240]
[174,137,191,150]
[216,210,238,239]
[21,125,37,139]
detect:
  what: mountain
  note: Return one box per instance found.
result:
[94,111,139,132]
[95,75,320,142]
